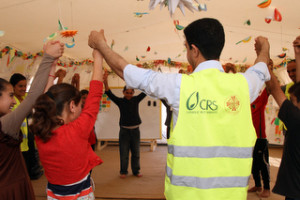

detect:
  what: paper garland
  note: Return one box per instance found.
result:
[0,45,93,68]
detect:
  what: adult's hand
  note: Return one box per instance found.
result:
[43,40,64,59]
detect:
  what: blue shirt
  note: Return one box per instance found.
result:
[124,60,270,127]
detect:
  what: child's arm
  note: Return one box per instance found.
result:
[265,68,286,108]
[92,49,103,81]
[44,59,58,92]
[1,41,64,139]
[103,70,110,91]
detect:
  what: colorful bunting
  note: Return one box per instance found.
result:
[0,46,93,68]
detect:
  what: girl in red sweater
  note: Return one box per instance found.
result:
[31,49,104,200]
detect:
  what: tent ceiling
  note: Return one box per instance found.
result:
[1,0,300,65]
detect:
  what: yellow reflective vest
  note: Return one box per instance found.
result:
[12,95,29,152]
[165,69,256,200]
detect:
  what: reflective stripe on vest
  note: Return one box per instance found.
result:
[168,145,253,159]
[166,166,249,189]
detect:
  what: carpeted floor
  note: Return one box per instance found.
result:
[32,144,285,200]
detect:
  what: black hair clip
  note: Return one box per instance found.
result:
[45,91,54,100]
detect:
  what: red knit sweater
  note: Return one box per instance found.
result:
[36,80,103,185]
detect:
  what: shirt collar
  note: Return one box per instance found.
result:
[193,60,224,73]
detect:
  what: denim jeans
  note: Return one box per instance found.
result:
[119,127,140,175]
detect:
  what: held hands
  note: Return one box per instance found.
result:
[254,36,270,56]
[88,29,107,49]
[293,36,300,56]
[43,41,64,59]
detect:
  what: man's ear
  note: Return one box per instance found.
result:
[191,44,200,57]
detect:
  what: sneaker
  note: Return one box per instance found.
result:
[134,173,143,178]
[120,174,127,179]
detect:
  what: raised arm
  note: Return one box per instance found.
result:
[293,36,300,83]
[265,68,286,108]
[71,73,80,90]
[243,36,271,103]
[88,30,128,79]
[1,41,64,139]
[92,49,103,82]
[103,70,110,92]
[254,36,270,65]
[44,59,58,92]
[55,69,66,84]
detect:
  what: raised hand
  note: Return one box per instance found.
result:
[55,69,67,79]
[254,36,270,56]
[43,40,64,59]
[88,29,107,49]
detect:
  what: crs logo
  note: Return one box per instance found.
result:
[225,95,240,112]
[186,91,218,111]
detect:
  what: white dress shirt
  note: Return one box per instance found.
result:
[124,60,270,127]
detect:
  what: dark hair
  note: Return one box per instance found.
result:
[288,82,300,103]
[9,73,26,87]
[30,83,81,142]
[184,18,225,60]
[0,78,10,96]
[123,86,134,92]
[80,89,89,96]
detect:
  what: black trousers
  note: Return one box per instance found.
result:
[251,138,270,189]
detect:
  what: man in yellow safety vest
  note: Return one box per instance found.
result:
[88,18,271,200]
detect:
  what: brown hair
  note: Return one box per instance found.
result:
[0,78,10,96]
[30,83,81,142]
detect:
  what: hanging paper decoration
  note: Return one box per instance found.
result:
[141,55,146,58]
[0,31,5,37]
[244,20,251,26]
[60,30,78,38]
[257,0,271,8]
[58,20,78,38]
[175,54,181,58]
[277,53,286,58]
[236,36,252,45]
[133,12,149,17]
[111,40,115,49]
[174,20,185,30]
[146,46,151,52]
[149,0,199,16]
[282,47,288,51]
[273,8,282,22]
[65,38,75,48]
[264,8,282,24]
[197,3,207,11]
[242,57,247,63]
[136,56,140,61]
[265,17,272,24]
